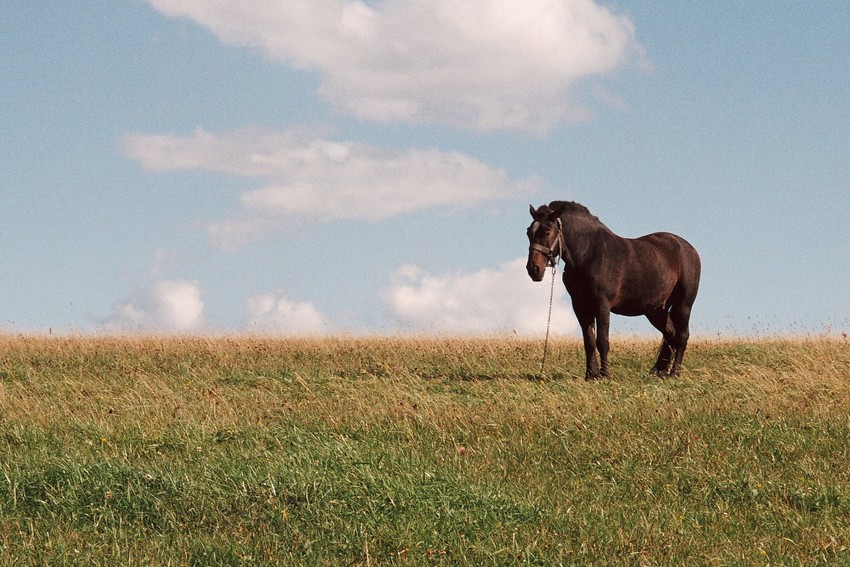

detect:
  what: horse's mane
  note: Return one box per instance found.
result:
[549,201,590,216]
[545,201,603,225]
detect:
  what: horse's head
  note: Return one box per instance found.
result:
[526,204,564,281]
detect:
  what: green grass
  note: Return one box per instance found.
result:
[1,335,849,565]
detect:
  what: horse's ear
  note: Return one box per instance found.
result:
[530,204,546,220]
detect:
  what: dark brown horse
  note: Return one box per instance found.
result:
[526,201,701,379]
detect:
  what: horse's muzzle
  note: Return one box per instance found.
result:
[526,259,545,282]
[527,243,555,281]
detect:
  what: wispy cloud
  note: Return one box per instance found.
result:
[383,258,577,335]
[123,127,539,249]
[144,0,645,133]
[105,279,205,332]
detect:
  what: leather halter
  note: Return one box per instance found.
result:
[528,217,565,267]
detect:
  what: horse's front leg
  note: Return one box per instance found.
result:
[582,321,600,379]
[575,308,600,379]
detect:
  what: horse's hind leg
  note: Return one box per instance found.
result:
[669,302,692,377]
[654,341,674,376]
[646,307,675,376]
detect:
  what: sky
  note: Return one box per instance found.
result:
[2,1,848,337]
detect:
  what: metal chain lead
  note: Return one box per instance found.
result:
[539,263,557,378]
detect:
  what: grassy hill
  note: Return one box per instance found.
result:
[1,335,848,564]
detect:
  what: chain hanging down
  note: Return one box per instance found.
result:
[538,262,558,379]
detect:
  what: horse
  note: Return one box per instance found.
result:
[526,201,701,379]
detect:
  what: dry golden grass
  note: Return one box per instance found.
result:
[1,334,848,564]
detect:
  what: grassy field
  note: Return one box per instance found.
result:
[0,335,848,565]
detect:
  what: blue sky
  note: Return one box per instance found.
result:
[2,1,848,336]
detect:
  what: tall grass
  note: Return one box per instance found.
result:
[1,335,848,565]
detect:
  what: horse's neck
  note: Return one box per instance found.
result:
[561,214,612,269]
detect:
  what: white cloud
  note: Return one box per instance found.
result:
[383,258,577,335]
[144,0,645,133]
[106,279,205,332]
[244,289,328,334]
[123,127,538,249]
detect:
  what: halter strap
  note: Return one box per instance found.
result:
[528,218,564,267]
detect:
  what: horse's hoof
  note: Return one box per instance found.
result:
[652,368,679,379]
